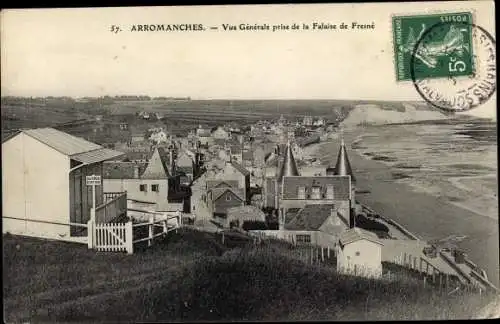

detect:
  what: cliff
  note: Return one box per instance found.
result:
[342,103,447,126]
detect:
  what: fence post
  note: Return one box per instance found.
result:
[321,247,325,262]
[419,258,423,273]
[163,220,167,234]
[404,252,407,266]
[87,220,94,249]
[125,221,134,254]
[327,246,330,259]
[148,215,154,247]
[423,276,426,288]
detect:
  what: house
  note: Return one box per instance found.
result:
[176,149,195,185]
[273,204,348,247]
[314,117,325,127]
[263,139,355,224]
[149,129,169,145]
[250,205,351,250]
[197,126,213,147]
[229,144,243,164]
[2,128,125,240]
[242,148,253,168]
[211,126,230,140]
[226,205,266,229]
[217,160,251,204]
[336,227,384,278]
[103,146,181,211]
[120,150,151,163]
[206,180,245,222]
[131,131,146,143]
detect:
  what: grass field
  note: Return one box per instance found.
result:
[3,229,494,322]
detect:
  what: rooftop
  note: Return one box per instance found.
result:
[103,161,147,179]
[285,204,335,231]
[282,175,351,200]
[339,228,383,246]
[4,128,124,163]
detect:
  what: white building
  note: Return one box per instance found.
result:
[2,128,124,240]
[336,228,384,278]
[149,130,169,144]
[211,126,230,140]
[103,147,178,211]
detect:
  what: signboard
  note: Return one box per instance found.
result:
[86,175,101,186]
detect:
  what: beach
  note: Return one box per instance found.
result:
[305,122,499,286]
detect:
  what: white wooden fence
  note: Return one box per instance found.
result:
[87,211,182,254]
[91,222,133,253]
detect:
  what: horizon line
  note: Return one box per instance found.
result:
[1,95,427,103]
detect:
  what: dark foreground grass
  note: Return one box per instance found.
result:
[3,230,494,322]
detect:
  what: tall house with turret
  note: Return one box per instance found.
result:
[263,136,355,229]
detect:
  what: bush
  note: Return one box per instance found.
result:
[356,214,389,234]
[242,220,268,231]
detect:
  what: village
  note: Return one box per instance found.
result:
[2,109,497,297]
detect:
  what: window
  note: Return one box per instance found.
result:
[139,184,147,192]
[151,184,159,192]
[311,186,321,199]
[226,194,232,201]
[355,251,360,256]
[326,185,334,199]
[296,234,311,243]
[298,186,306,199]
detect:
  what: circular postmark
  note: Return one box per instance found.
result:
[410,22,496,113]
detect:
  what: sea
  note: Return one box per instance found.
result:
[348,120,498,221]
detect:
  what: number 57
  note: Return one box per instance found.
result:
[449,57,466,72]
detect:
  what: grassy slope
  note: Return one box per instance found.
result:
[3,230,493,322]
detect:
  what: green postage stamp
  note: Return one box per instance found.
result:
[392,12,474,81]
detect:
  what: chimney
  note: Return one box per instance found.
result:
[169,148,176,175]
[349,203,356,229]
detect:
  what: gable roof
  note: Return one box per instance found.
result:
[211,187,245,202]
[277,141,300,180]
[5,128,124,163]
[141,147,171,179]
[282,175,351,200]
[23,127,102,155]
[285,204,334,231]
[103,161,148,179]
[227,205,266,222]
[339,228,383,246]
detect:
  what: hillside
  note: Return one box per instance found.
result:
[343,103,448,126]
[2,98,442,133]
[3,230,494,322]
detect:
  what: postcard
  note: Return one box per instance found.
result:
[1,1,498,322]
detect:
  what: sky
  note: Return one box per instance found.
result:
[1,2,496,118]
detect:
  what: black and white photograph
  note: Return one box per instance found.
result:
[1,2,498,322]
